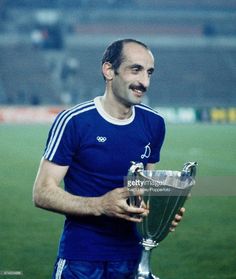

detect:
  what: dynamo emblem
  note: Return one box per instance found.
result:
[141,142,151,159]
[96,136,107,143]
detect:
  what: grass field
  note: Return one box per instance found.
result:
[0,123,236,279]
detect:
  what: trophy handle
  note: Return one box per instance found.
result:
[181,161,197,179]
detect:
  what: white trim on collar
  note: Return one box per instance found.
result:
[94,96,135,126]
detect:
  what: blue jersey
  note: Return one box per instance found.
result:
[43,97,165,261]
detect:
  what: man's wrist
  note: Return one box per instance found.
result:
[88,196,103,216]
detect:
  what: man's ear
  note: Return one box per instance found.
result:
[102,62,114,81]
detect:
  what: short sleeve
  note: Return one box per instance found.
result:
[43,112,79,166]
[148,116,166,163]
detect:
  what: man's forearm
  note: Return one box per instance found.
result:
[33,159,147,222]
[33,182,101,216]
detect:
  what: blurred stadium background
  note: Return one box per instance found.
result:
[0,0,236,122]
[0,1,236,279]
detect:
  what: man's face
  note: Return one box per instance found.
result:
[111,42,155,106]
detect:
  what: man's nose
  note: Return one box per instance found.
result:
[139,72,150,89]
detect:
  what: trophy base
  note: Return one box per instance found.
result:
[136,273,159,279]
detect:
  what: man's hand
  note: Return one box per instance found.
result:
[169,207,185,232]
[97,187,149,223]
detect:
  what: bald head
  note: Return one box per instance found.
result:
[102,39,152,78]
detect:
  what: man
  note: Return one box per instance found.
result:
[33,39,184,279]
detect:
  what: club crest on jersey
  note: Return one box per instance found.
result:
[96,136,107,143]
[141,142,151,159]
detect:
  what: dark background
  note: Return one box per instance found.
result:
[0,0,236,108]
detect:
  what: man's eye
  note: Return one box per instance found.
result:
[132,68,139,73]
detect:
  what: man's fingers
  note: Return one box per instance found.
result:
[169,220,179,232]
[117,187,130,199]
[115,213,143,223]
[119,187,145,199]
[118,202,149,221]
[174,214,182,222]
[179,207,185,215]
[123,204,148,215]
[169,207,186,232]
[171,221,179,227]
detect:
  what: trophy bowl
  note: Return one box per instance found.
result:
[127,162,197,279]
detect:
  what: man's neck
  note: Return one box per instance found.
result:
[100,93,133,120]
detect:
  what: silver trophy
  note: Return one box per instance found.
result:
[127,161,197,279]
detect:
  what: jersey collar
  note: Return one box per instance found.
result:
[94,96,135,126]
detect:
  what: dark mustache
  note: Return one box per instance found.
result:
[129,84,147,93]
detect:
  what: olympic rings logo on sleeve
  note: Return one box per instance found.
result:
[96,136,107,142]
